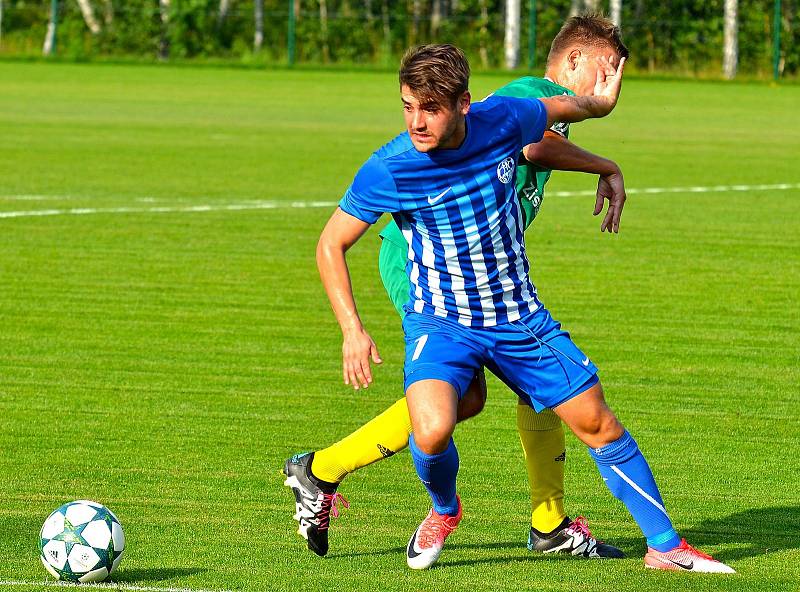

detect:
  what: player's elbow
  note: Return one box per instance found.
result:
[523,140,549,163]
[317,230,349,272]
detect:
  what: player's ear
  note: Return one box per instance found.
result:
[567,49,581,71]
[458,91,471,115]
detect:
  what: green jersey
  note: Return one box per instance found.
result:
[492,76,573,228]
[380,76,573,251]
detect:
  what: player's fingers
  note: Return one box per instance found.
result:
[601,55,616,76]
[343,362,349,385]
[361,358,373,386]
[347,360,362,390]
[370,343,383,364]
[594,193,605,216]
[616,56,627,77]
[353,359,369,389]
[601,206,614,232]
[613,199,625,233]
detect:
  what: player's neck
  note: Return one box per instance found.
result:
[437,118,467,151]
[545,69,575,94]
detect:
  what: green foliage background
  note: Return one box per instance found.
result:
[0,0,798,76]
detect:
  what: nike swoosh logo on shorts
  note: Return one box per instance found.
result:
[427,187,452,204]
[582,357,590,366]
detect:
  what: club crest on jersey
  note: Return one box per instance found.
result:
[497,156,515,184]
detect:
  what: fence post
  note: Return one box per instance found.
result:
[288,0,296,66]
[773,0,781,80]
[528,0,536,70]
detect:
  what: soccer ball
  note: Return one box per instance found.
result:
[39,500,125,582]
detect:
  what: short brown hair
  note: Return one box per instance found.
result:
[399,44,470,107]
[547,14,629,68]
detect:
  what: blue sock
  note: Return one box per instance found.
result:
[409,434,459,516]
[589,430,681,552]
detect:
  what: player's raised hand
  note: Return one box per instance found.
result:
[342,327,382,390]
[592,55,626,116]
[594,165,627,233]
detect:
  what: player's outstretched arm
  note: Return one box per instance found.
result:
[317,208,383,390]
[523,132,627,233]
[540,56,626,127]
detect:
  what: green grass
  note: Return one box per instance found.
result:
[1,62,799,592]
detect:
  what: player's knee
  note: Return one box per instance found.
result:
[413,421,454,454]
[577,412,624,448]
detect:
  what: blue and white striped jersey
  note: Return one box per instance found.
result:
[339,95,548,327]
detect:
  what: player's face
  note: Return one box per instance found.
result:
[566,47,621,97]
[401,85,471,152]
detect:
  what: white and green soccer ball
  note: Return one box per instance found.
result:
[39,500,125,582]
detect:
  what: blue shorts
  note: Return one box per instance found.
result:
[402,306,599,411]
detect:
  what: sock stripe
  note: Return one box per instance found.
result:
[610,464,669,518]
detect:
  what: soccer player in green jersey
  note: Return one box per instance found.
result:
[286,15,629,558]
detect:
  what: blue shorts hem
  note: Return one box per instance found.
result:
[548,373,599,410]
[404,365,466,399]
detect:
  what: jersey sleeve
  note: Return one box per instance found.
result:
[549,120,570,137]
[503,96,548,147]
[339,155,400,224]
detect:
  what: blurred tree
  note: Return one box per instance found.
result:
[159,0,170,59]
[505,0,520,68]
[320,0,329,62]
[723,0,738,78]
[610,0,621,26]
[76,0,100,33]
[43,0,58,55]
[254,0,263,50]
[218,0,232,24]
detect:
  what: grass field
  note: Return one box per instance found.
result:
[1,61,799,592]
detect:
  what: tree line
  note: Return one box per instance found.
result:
[0,0,796,77]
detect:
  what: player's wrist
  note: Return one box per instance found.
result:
[340,321,366,337]
[598,159,621,176]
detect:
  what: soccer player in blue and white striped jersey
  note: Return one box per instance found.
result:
[316,44,734,573]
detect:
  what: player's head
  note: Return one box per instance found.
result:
[546,14,629,97]
[399,44,472,153]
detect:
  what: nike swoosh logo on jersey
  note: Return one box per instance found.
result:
[407,529,423,558]
[427,187,452,204]
[582,357,590,366]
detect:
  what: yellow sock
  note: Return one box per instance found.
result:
[311,398,413,484]
[517,402,567,533]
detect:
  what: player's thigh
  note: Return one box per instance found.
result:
[457,369,487,422]
[489,308,599,412]
[402,312,486,401]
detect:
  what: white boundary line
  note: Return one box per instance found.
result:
[0,201,338,220]
[0,580,231,592]
[0,182,798,220]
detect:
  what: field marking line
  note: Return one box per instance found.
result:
[0,580,232,592]
[0,182,798,220]
[0,201,338,219]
